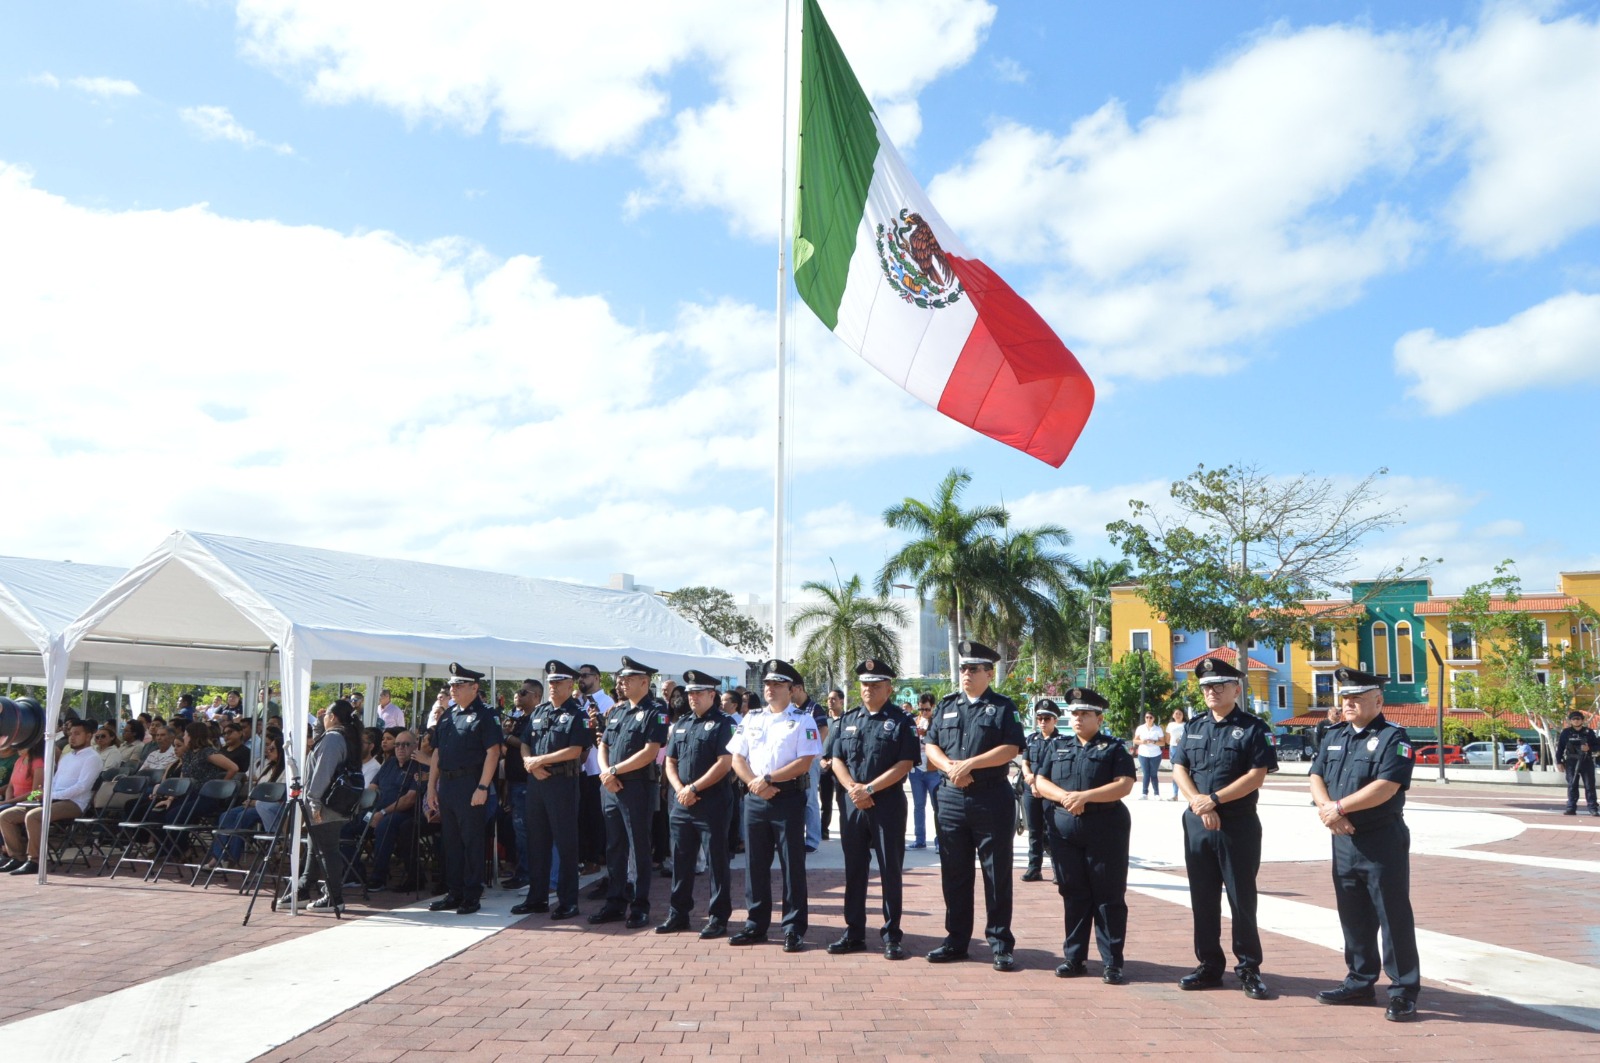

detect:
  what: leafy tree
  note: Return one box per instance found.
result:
[1101,649,1176,740]
[663,585,772,655]
[968,526,1082,685]
[1108,463,1426,719]
[877,468,1010,683]
[788,576,908,690]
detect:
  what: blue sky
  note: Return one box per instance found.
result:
[2,0,1598,608]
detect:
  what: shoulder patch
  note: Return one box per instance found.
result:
[1396,742,1412,759]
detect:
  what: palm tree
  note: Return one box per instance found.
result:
[788,576,909,690]
[1063,557,1134,681]
[876,468,1009,684]
[968,526,1082,685]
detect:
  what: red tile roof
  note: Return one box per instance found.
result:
[1414,596,1578,615]
[1172,647,1277,672]
[1280,708,1535,729]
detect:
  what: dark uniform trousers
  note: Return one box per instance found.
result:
[668,788,733,922]
[1047,803,1130,965]
[1182,808,1263,972]
[527,774,581,909]
[936,778,1016,953]
[1021,789,1047,874]
[438,774,487,905]
[839,786,908,941]
[742,787,807,934]
[1566,757,1598,812]
[601,773,657,916]
[1333,820,1420,1001]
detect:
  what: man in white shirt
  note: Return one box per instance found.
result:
[0,720,102,875]
[139,724,179,776]
[376,689,405,729]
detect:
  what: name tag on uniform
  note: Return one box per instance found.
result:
[1327,745,1342,751]
[943,712,958,719]
[846,725,858,733]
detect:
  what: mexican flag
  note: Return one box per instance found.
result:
[792,0,1094,468]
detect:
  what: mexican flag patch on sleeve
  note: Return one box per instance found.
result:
[1397,743,1412,759]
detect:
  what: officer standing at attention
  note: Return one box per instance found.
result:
[592,656,670,928]
[657,669,737,939]
[1310,666,1422,1022]
[1032,688,1136,984]
[1170,656,1277,998]
[925,640,1026,971]
[1019,701,1061,883]
[425,663,503,916]
[512,663,592,920]
[1555,709,1600,816]
[728,659,822,951]
[824,658,920,960]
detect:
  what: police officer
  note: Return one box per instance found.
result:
[825,658,920,960]
[1310,666,1421,1022]
[1032,688,1136,984]
[592,656,669,928]
[1170,656,1277,998]
[424,663,503,916]
[1556,709,1600,816]
[511,663,593,920]
[1019,701,1060,883]
[925,640,1026,972]
[728,659,822,951]
[657,669,737,939]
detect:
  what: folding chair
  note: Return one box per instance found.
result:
[108,777,192,880]
[58,773,151,874]
[44,768,119,871]
[200,781,286,889]
[151,778,239,883]
[337,788,381,901]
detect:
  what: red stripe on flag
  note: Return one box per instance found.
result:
[936,255,1094,467]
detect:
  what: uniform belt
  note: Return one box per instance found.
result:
[616,766,658,781]
[945,770,1008,787]
[763,777,805,793]
[438,768,476,781]
[540,762,580,777]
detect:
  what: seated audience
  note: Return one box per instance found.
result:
[0,720,101,874]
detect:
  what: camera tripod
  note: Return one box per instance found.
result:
[241,773,334,926]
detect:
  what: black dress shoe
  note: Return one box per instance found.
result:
[655,915,691,934]
[884,940,906,960]
[427,896,463,912]
[699,918,728,940]
[1238,968,1272,1000]
[551,904,580,920]
[588,907,625,925]
[456,901,481,915]
[1179,966,1224,990]
[826,935,866,955]
[1054,960,1088,978]
[729,927,767,946]
[783,932,805,953]
[1563,809,1578,815]
[510,899,549,915]
[0,858,19,874]
[625,912,651,929]
[1317,983,1376,1005]
[1020,868,1042,882]
[992,951,1017,972]
[926,944,969,964]
[501,877,528,891]
[1102,966,1127,985]
[7,859,37,876]
[1384,998,1418,1022]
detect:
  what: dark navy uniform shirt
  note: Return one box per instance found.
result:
[429,699,504,773]
[665,708,736,792]
[602,696,671,767]
[929,689,1026,784]
[1170,707,1277,811]
[1310,714,1413,829]
[826,703,920,783]
[1043,732,1137,796]
[526,696,595,760]
[1023,729,1059,775]
[1556,726,1600,763]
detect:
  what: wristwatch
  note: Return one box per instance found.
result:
[865,783,875,796]
[688,783,699,796]
[1207,791,1220,806]
[760,773,772,788]
[476,783,489,792]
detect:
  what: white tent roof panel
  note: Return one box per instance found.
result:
[0,557,124,654]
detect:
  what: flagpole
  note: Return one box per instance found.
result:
[772,0,792,659]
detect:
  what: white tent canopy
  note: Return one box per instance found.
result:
[0,555,124,677]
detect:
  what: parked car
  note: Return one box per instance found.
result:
[1414,744,1467,765]
[1462,741,1519,766]
[1273,734,1312,763]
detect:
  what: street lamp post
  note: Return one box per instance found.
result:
[1084,594,1110,685]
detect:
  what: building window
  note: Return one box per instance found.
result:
[1130,630,1151,653]
[1449,669,1476,708]
[1313,673,1335,708]
[1207,631,1226,650]
[1395,621,1414,684]
[1529,619,1549,660]
[1309,626,1336,663]
[1275,644,1286,665]
[1534,670,1549,686]
[1448,623,1476,662]
[1276,684,1287,709]
[1371,621,1390,681]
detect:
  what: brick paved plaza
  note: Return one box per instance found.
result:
[2,774,1595,1062]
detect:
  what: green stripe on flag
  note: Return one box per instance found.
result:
[793,0,878,331]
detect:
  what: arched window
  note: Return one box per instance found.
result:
[1371,622,1390,681]
[1395,621,1414,684]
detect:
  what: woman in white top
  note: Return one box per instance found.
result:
[1132,712,1166,799]
[1165,708,1187,800]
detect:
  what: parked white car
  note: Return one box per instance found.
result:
[1462,741,1519,766]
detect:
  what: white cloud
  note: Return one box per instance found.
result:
[1393,291,1600,415]
[27,72,60,89]
[0,163,966,590]
[26,73,140,97]
[234,0,994,236]
[1436,5,1600,258]
[179,104,295,154]
[992,57,1028,84]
